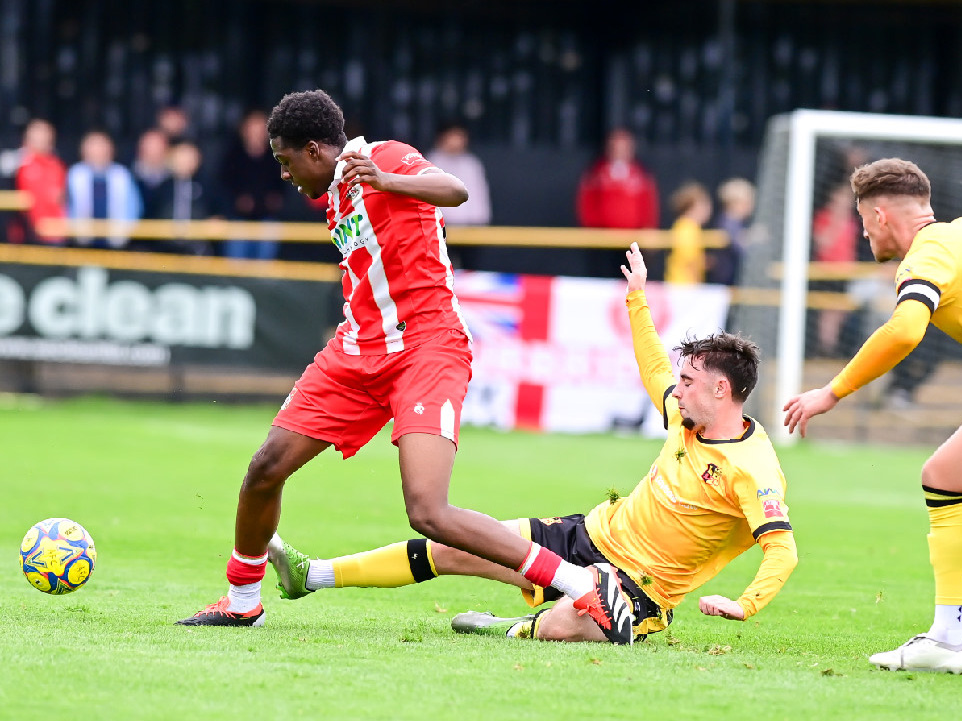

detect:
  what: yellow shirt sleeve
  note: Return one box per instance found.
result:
[735,530,798,619]
[626,290,676,412]
[829,299,931,398]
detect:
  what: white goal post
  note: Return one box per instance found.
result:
[748,110,962,444]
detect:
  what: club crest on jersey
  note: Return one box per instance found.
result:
[701,463,722,485]
[347,184,361,200]
[762,499,782,518]
[280,387,298,411]
[414,402,424,415]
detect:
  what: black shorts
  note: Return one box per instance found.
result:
[524,514,673,637]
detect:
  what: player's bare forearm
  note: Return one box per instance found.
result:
[338,150,469,206]
[379,171,468,206]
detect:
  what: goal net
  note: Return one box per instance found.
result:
[731,110,962,444]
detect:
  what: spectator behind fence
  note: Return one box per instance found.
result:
[14,119,67,245]
[426,122,491,226]
[218,110,286,260]
[707,177,755,286]
[135,141,214,256]
[576,127,661,278]
[665,182,712,285]
[132,128,171,219]
[576,128,659,230]
[67,130,142,249]
[426,121,492,270]
[811,182,859,357]
[156,105,193,145]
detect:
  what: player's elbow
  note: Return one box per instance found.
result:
[786,546,799,572]
[450,180,469,207]
[782,538,799,574]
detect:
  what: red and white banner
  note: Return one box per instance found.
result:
[456,271,730,436]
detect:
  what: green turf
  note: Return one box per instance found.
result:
[2,396,959,720]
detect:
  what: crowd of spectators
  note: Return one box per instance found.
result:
[5,106,329,261]
[4,111,755,286]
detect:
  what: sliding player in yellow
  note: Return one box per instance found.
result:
[270,243,798,643]
[785,158,962,674]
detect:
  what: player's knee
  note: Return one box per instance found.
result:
[243,444,292,492]
[535,599,605,643]
[921,455,953,491]
[405,502,453,543]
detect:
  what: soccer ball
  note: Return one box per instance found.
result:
[20,518,97,594]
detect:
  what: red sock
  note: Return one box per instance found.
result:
[226,549,268,586]
[517,542,562,590]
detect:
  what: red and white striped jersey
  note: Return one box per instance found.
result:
[326,137,471,355]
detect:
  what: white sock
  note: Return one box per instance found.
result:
[929,604,962,646]
[306,559,336,590]
[550,561,594,600]
[226,581,261,613]
[517,542,593,601]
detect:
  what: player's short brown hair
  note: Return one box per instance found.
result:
[675,332,760,403]
[850,158,931,202]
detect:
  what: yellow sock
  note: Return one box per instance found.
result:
[924,488,962,605]
[333,539,437,588]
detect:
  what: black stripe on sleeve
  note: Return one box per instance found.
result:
[896,279,940,314]
[897,292,937,314]
[897,277,940,296]
[752,521,793,540]
[663,385,675,430]
[407,539,436,582]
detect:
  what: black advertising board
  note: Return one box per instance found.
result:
[0,262,342,372]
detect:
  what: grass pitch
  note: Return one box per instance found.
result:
[1,397,959,720]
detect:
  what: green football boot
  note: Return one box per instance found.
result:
[451,611,536,638]
[267,533,312,600]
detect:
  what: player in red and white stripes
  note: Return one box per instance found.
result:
[176,89,633,644]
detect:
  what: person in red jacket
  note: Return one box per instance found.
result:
[14,119,67,245]
[576,127,659,230]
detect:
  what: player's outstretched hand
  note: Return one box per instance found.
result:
[621,242,647,294]
[338,151,386,190]
[698,595,745,621]
[782,385,839,438]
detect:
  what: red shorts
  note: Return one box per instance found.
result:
[273,329,472,459]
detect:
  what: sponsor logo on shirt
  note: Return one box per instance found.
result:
[332,212,365,255]
[400,152,425,166]
[756,487,780,498]
[653,469,697,510]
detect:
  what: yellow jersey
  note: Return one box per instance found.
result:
[586,290,796,616]
[832,219,962,398]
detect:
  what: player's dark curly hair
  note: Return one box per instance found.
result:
[674,332,760,403]
[267,89,347,149]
